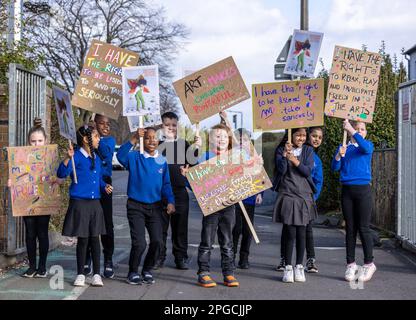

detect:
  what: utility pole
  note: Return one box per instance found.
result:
[7,0,22,48]
[301,0,309,31]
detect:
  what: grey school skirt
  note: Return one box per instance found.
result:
[62,199,106,238]
[273,192,317,226]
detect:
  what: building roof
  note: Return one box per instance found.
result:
[403,44,416,55]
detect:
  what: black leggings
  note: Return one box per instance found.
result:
[280,223,315,260]
[341,184,373,264]
[23,215,50,271]
[76,237,101,275]
[283,225,306,266]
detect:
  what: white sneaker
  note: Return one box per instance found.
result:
[73,274,85,287]
[91,274,104,287]
[358,263,376,282]
[282,265,294,283]
[294,264,306,282]
[345,263,359,282]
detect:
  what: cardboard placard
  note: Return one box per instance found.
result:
[252,78,324,131]
[173,56,250,124]
[52,86,77,144]
[72,40,140,120]
[127,114,162,132]
[186,147,272,216]
[284,29,324,78]
[324,46,382,123]
[7,145,62,217]
[122,65,160,117]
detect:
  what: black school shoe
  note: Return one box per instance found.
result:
[306,258,319,273]
[238,261,250,269]
[153,259,165,270]
[142,271,155,284]
[103,261,115,279]
[22,268,37,278]
[34,269,48,278]
[175,258,189,270]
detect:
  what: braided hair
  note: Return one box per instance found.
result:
[76,125,96,170]
[27,118,47,143]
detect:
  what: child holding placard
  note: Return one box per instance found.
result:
[276,127,324,273]
[272,128,317,283]
[9,119,54,278]
[331,119,376,282]
[117,127,175,285]
[182,122,239,288]
[57,124,113,287]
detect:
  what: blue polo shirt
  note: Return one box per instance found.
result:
[116,141,175,204]
[57,148,107,200]
[98,136,116,178]
[331,133,374,185]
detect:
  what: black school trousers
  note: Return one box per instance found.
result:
[126,198,163,274]
[341,184,374,265]
[159,187,189,263]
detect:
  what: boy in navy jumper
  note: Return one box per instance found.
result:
[117,127,175,285]
[332,119,376,283]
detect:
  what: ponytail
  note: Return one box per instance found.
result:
[76,125,96,170]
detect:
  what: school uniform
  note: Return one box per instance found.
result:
[158,138,198,266]
[331,133,374,265]
[195,151,235,276]
[116,141,175,274]
[95,136,116,264]
[57,147,107,275]
[57,148,107,237]
[273,144,317,266]
[279,149,323,261]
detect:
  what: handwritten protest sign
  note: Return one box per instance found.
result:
[252,78,324,131]
[324,46,382,123]
[7,145,61,217]
[186,147,272,216]
[53,86,77,144]
[284,29,324,78]
[173,56,250,124]
[72,40,139,120]
[122,65,159,117]
[127,114,162,132]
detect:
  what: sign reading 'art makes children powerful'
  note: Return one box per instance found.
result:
[7,145,61,217]
[173,56,250,124]
[325,46,382,123]
[186,148,272,216]
[252,78,324,131]
[72,40,140,120]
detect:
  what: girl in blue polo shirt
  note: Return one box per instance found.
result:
[332,119,376,283]
[57,125,113,287]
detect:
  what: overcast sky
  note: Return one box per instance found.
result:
[155,0,416,133]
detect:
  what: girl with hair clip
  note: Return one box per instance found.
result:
[57,124,113,287]
[272,127,317,283]
[9,118,57,278]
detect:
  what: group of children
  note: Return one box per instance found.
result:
[16,111,376,287]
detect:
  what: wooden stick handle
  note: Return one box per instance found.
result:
[288,128,292,145]
[69,140,77,184]
[238,201,260,244]
[342,130,348,146]
[195,123,200,137]
[139,115,144,154]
